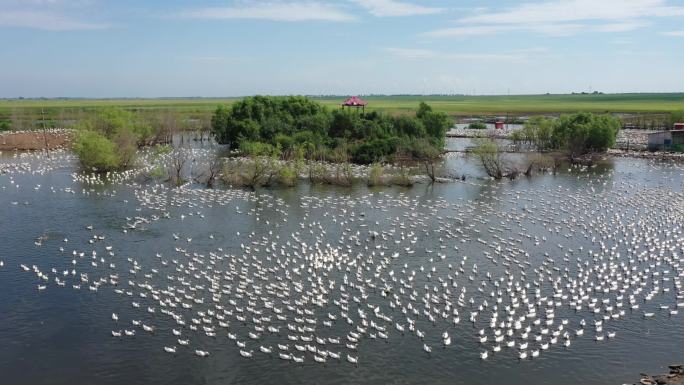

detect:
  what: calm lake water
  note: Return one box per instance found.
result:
[0,139,683,385]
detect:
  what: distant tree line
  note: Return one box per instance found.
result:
[210,96,452,165]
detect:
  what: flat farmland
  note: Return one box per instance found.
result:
[2,93,683,116]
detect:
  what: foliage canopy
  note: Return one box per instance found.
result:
[510,112,620,157]
[211,96,451,164]
[72,107,160,172]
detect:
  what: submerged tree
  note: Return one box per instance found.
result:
[410,139,442,183]
[511,116,554,151]
[168,148,189,187]
[472,138,505,179]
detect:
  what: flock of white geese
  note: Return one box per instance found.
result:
[2,149,684,367]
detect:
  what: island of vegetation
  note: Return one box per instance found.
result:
[64,95,629,187]
[210,95,450,165]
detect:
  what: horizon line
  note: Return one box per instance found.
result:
[3,91,684,101]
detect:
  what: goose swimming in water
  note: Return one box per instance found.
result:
[7,155,683,369]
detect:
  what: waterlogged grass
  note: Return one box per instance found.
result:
[2,93,684,117]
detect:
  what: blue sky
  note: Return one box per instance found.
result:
[1,0,684,97]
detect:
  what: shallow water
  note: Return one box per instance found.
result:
[0,140,683,385]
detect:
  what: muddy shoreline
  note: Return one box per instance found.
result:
[637,364,684,385]
[0,129,72,151]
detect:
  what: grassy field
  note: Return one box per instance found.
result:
[1,93,683,130]
[3,93,684,114]
[319,93,684,115]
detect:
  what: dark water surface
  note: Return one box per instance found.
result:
[1,142,683,385]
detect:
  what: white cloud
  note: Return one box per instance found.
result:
[458,0,684,25]
[350,0,443,17]
[661,30,684,36]
[0,9,108,30]
[426,0,683,38]
[424,22,647,37]
[0,0,108,30]
[384,47,529,61]
[178,1,356,22]
[424,25,513,37]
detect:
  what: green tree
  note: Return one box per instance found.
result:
[416,102,432,119]
[552,112,620,158]
[409,138,442,182]
[514,116,554,151]
[419,110,451,146]
[394,116,426,138]
[72,107,153,171]
[472,137,505,179]
[73,131,120,172]
[211,105,234,145]
[112,128,138,169]
[330,110,358,138]
[211,96,448,166]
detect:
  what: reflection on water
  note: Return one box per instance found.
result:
[0,141,682,385]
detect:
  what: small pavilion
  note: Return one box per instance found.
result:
[341,96,368,113]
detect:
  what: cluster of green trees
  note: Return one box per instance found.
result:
[510,112,621,158]
[211,96,451,164]
[72,108,159,171]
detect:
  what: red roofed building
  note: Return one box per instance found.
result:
[341,96,368,112]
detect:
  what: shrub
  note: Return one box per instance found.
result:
[468,122,487,130]
[278,163,298,186]
[352,138,400,164]
[390,172,414,187]
[553,112,620,158]
[367,163,386,186]
[239,141,277,157]
[71,107,164,172]
[73,130,120,172]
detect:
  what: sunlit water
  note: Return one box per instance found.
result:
[0,139,683,385]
